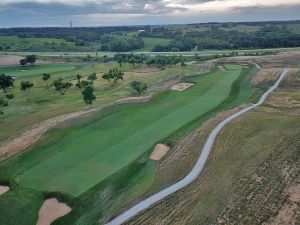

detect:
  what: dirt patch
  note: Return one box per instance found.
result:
[0,186,9,196]
[265,175,300,225]
[171,83,194,92]
[150,144,170,161]
[0,109,96,161]
[115,96,152,105]
[0,55,23,67]
[266,203,298,225]
[36,198,71,225]
[288,183,300,202]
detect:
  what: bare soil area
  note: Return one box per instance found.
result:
[0,55,23,67]
[0,186,9,196]
[0,109,96,161]
[115,96,152,105]
[149,144,170,161]
[171,83,194,92]
[36,198,71,225]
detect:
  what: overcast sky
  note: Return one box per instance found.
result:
[1,0,300,28]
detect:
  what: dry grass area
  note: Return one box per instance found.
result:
[252,68,282,86]
[124,58,300,225]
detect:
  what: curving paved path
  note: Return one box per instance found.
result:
[106,68,288,225]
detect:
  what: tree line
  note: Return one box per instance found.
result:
[142,25,300,51]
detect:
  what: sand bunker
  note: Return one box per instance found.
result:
[171,83,194,92]
[218,65,227,71]
[150,144,170,161]
[0,186,9,196]
[115,96,151,104]
[36,198,71,225]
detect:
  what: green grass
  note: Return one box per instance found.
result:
[0,63,198,142]
[11,64,242,196]
[0,64,257,225]
[136,37,171,52]
[0,36,91,52]
[0,64,79,78]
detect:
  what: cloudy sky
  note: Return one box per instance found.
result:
[1,0,300,27]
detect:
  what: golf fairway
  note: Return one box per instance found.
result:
[16,64,243,196]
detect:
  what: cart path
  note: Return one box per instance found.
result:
[105,68,288,225]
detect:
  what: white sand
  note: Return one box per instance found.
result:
[150,144,170,161]
[36,198,71,225]
[0,186,9,196]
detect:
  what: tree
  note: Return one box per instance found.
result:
[53,78,73,95]
[81,85,96,108]
[75,74,82,89]
[76,80,92,90]
[5,93,15,104]
[42,73,51,88]
[102,72,113,85]
[20,81,34,99]
[0,74,14,93]
[76,74,82,82]
[0,98,6,114]
[87,73,97,82]
[25,55,37,65]
[130,81,148,95]
[102,68,124,86]
[20,58,27,66]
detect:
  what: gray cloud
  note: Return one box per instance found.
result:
[0,0,300,27]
